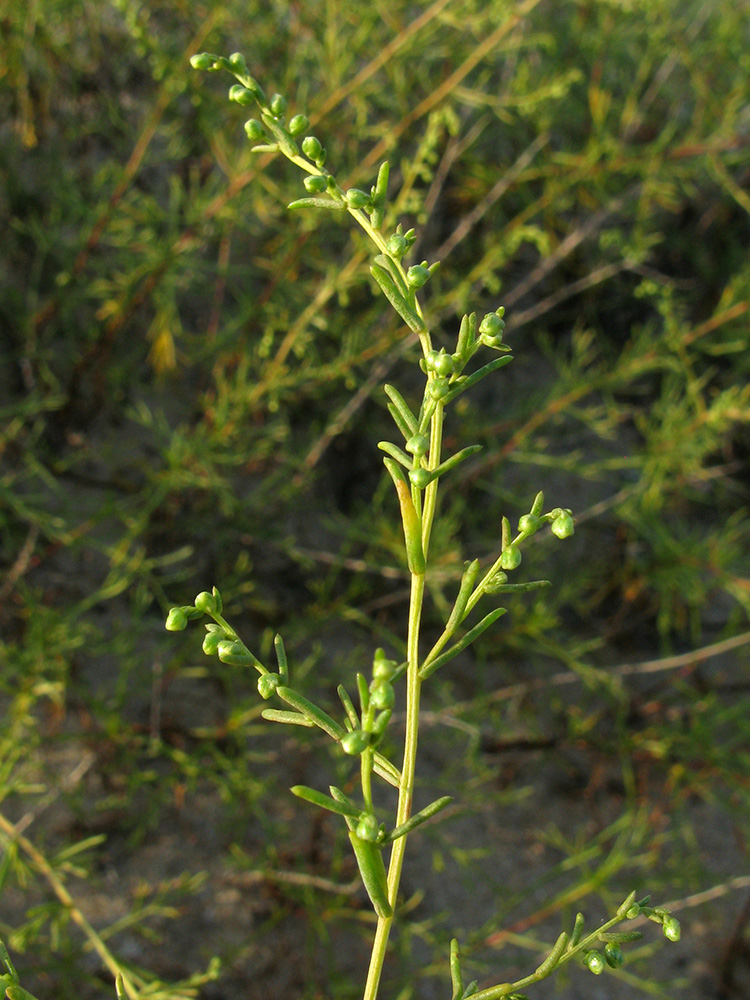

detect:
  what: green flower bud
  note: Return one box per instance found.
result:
[386,234,408,258]
[244,119,265,141]
[190,52,216,71]
[432,351,454,377]
[355,813,379,843]
[372,649,397,681]
[269,93,287,117]
[228,52,247,73]
[288,114,309,136]
[194,591,218,614]
[345,188,371,209]
[301,135,323,160]
[584,951,605,975]
[406,264,430,289]
[228,84,254,106]
[405,433,429,457]
[165,607,189,631]
[604,942,624,968]
[662,917,681,942]
[409,467,433,490]
[517,513,540,535]
[341,730,371,755]
[257,672,282,700]
[626,903,641,920]
[551,511,575,539]
[217,639,244,661]
[427,376,449,400]
[500,545,522,570]
[202,629,224,655]
[369,681,394,711]
[304,175,328,194]
[479,313,504,337]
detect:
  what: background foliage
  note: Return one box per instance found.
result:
[1,0,749,997]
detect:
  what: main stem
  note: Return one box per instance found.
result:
[362,569,424,1000]
[362,403,443,1000]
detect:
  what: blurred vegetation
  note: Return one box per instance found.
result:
[1,0,749,998]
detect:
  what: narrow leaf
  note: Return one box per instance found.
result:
[288,197,346,211]
[337,685,359,728]
[534,931,568,976]
[384,383,418,435]
[373,751,401,787]
[274,633,289,684]
[261,709,314,727]
[420,608,506,679]
[384,796,453,843]
[370,263,426,332]
[291,785,360,818]
[450,939,463,1000]
[442,355,513,404]
[444,560,480,634]
[276,686,345,739]
[378,440,413,468]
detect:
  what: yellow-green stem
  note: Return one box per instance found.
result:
[362,570,424,1000]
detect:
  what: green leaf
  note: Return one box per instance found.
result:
[288,197,346,211]
[291,785,361,818]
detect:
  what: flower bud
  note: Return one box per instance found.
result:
[662,917,681,942]
[517,513,539,535]
[257,673,282,700]
[356,814,380,843]
[405,433,429,457]
[228,52,247,74]
[584,951,605,975]
[190,52,216,71]
[406,264,430,289]
[341,730,371,755]
[345,188,371,209]
[479,313,503,337]
[288,114,309,136]
[604,942,624,968]
[194,591,218,614]
[165,607,189,631]
[372,649,397,680]
[500,545,522,570]
[386,233,408,258]
[244,119,265,141]
[202,630,224,655]
[304,175,328,194]
[269,93,287,117]
[432,351,454,377]
[301,135,323,161]
[228,84,254,106]
[551,511,574,539]
[369,681,394,711]
[427,376,449,400]
[409,467,432,490]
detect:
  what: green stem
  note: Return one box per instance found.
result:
[421,401,444,557]
[362,570,424,1000]
[363,397,443,1000]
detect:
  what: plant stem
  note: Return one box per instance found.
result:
[362,569,425,1000]
[0,811,140,1000]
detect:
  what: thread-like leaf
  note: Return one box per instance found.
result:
[288,197,346,211]
[261,709,314,727]
[420,608,507,679]
[442,355,513,404]
[276,686,345,739]
[384,795,453,843]
[291,785,361,818]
